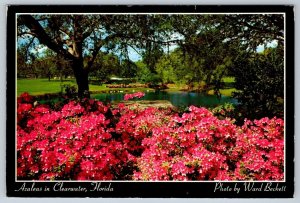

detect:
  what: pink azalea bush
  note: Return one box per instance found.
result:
[17,92,284,181]
[124,92,145,101]
[17,93,134,180]
[134,106,284,181]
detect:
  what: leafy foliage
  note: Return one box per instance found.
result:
[89,52,121,83]
[18,14,284,95]
[231,47,284,119]
[17,93,284,181]
[17,13,285,120]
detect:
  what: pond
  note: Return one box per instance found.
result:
[92,91,237,108]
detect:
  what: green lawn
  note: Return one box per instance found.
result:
[206,78,237,97]
[222,77,235,83]
[17,79,71,96]
[207,88,237,97]
[17,78,237,97]
[17,78,107,96]
[17,78,152,96]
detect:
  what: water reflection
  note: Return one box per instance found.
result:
[92,91,237,108]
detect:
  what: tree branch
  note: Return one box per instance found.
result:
[18,31,37,37]
[128,44,142,56]
[18,15,76,60]
[231,17,284,43]
[87,43,102,70]
[59,29,71,38]
[86,31,103,70]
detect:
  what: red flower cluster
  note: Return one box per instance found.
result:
[17,92,284,181]
[233,117,284,180]
[115,105,173,155]
[17,93,134,180]
[124,92,145,101]
[134,106,284,181]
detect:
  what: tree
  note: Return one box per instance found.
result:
[169,15,235,91]
[18,15,139,97]
[154,48,198,88]
[218,14,284,50]
[216,14,285,118]
[231,47,284,119]
[17,13,284,104]
[18,15,101,97]
[89,52,121,83]
[17,46,30,78]
[34,49,71,81]
[119,59,138,78]
[17,14,176,97]
[155,54,177,84]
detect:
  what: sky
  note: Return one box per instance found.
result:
[17,18,278,62]
[256,40,278,53]
[127,43,179,62]
[128,40,279,62]
[18,36,278,63]
[18,35,180,62]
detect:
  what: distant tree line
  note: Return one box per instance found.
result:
[17,14,284,118]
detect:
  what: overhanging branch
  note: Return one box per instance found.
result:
[18,15,76,61]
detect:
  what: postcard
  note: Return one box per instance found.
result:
[6,5,294,198]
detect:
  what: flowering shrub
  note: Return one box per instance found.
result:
[134,106,284,181]
[211,103,235,119]
[17,93,134,180]
[17,92,284,181]
[233,117,284,180]
[124,92,145,101]
[134,106,236,180]
[115,105,173,156]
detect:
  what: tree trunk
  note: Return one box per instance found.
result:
[72,59,90,98]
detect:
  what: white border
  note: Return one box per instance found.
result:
[15,12,287,184]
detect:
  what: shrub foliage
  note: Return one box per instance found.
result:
[17,92,284,181]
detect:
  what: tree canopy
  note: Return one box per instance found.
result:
[17,13,284,118]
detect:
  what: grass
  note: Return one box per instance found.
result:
[17,77,237,97]
[164,84,187,92]
[17,79,73,96]
[207,88,237,97]
[222,77,235,83]
[17,78,153,96]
